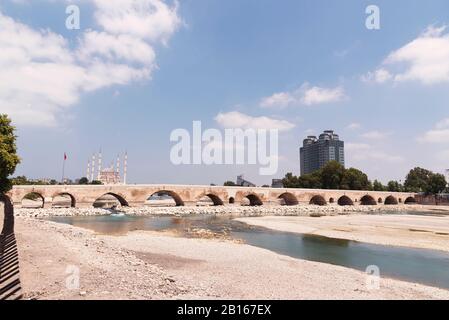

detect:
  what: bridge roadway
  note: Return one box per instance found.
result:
[6,184,417,208]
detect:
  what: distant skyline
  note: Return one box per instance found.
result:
[2,0,449,185]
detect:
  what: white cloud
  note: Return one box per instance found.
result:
[77,31,156,65]
[435,118,449,129]
[215,111,295,131]
[300,85,345,106]
[418,118,449,143]
[260,83,346,108]
[93,0,181,45]
[346,123,361,130]
[0,0,182,126]
[260,92,295,108]
[361,130,391,140]
[364,25,449,85]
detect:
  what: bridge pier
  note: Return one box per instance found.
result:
[183,201,199,207]
[77,202,93,209]
[128,201,146,208]
[43,198,53,209]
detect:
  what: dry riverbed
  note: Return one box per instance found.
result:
[14,215,449,300]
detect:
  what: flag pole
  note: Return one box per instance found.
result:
[62,152,66,184]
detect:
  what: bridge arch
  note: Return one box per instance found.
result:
[309,195,327,206]
[52,192,76,208]
[329,197,335,204]
[196,193,224,206]
[360,195,377,205]
[278,193,298,206]
[93,193,129,208]
[404,196,416,204]
[21,192,45,209]
[243,194,263,206]
[229,197,235,204]
[338,195,354,206]
[147,190,184,207]
[384,195,398,205]
[378,197,383,204]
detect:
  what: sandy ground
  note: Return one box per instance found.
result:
[14,216,449,300]
[237,214,449,252]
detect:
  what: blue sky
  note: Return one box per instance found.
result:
[2,0,449,185]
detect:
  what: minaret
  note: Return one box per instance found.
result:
[87,159,91,182]
[116,154,121,184]
[97,149,102,181]
[123,152,128,185]
[91,154,96,182]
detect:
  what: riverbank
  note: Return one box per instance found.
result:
[237,214,449,252]
[15,216,449,299]
[13,203,438,218]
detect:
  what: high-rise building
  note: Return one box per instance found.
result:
[300,130,345,175]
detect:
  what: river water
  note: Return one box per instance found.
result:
[47,213,449,290]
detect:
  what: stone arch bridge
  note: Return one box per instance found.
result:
[6,184,417,209]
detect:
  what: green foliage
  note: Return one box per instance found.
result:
[426,173,447,195]
[404,167,447,194]
[282,161,371,191]
[223,181,236,186]
[90,180,103,185]
[0,114,20,193]
[11,176,53,186]
[404,167,433,192]
[78,177,89,185]
[373,179,386,191]
[341,168,371,190]
[320,161,346,189]
[387,180,402,192]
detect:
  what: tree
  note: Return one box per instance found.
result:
[282,172,321,189]
[11,175,29,185]
[282,162,372,190]
[0,115,20,194]
[297,172,322,189]
[387,180,402,192]
[1,114,20,235]
[404,167,447,195]
[373,180,386,191]
[425,173,447,195]
[78,177,89,185]
[341,168,371,190]
[223,181,236,186]
[282,173,300,188]
[320,161,345,189]
[90,180,103,185]
[404,167,433,192]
